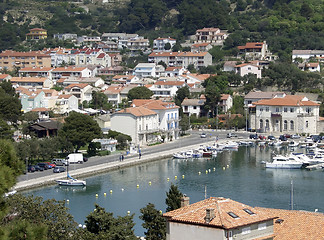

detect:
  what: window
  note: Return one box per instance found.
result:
[276,107,280,112]
[258,223,267,230]
[228,212,239,219]
[265,107,269,112]
[290,108,294,113]
[242,227,251,235]
[193,106,197,110]
[290,120,294,130]
[284,107,288,112]
[243,208,255,215]
[306,121,309,128]
[265,119,269,129]
[284,120,288,130]
[260,119,263,129]
[260,108,263,112]
[306,107,312,114]
[225,231,233,240]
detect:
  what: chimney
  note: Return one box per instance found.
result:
[181,194,190,207]
[205,208,215,223]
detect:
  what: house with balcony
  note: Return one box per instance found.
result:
[195,27,228,46]
[52,94,78,115]
[153,37,176,52]
[191,43,212,52]
[0,50,51,71]
[235,63,262,79]
[133,63,164,78]
[298,62,321,72]
[26,28,47,40]
[43,47,73,67]
[18,67,54,79]
[51,67,92,82]
[238,41,274,61]
[111,75,139,84]
[103,85,124,106]
[244,91,285,107]
[250,94,320,134]
[72,47,111,67]
[132,99,180,142]
[64,83,93,103]
[98,66,127,79]
[10,77,53,89]
[126,38,149,52]
[19,90,46,113]
[164,67,186,77]
[111,106,159,146]
[182,97,206,117]
[149,80,186,98]
[163,196,277,240]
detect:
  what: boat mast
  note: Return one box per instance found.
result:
[290,179,294,210]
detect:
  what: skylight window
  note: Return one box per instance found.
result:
[228,212,239,219]
[243,208,255,215]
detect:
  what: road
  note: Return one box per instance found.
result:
[18,130,249,182]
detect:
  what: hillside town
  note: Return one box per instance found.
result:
[1,3,324,238]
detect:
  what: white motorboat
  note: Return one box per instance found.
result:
[56,173,86,186]
[239,141,253,146]
[224,141,239,150]
[265,155,303,169]
[173,152,190,159]
[209,143,226,152]
[288,141,299,148]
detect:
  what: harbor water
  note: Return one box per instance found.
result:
[22,145,324,236]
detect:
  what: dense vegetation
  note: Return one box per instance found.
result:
[1,0,324,59]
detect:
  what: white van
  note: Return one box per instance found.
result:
[66,153,84,164]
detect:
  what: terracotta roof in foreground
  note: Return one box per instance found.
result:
[10,77,47,83]
[132,99,179,110]
[163,197,277,230]
[255,207,324,240]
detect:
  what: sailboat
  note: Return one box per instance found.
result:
[55,165,86,186]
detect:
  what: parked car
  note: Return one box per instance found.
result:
[268,135,275,140]
[284,134,291,139]
[45,162,56,168]
[200,133,207,138]
[34,165,44,171]
[52,158,69,166]
[227,133,237,138]
[37,163,49,170]
[28,165,35,173]
[279,135,287,141]
[249,134,258,139]
[291,134,301,139]
[53,166,66,173]
[311,135,321,142]
[259,135,266,140]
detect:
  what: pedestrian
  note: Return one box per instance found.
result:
[121,154,124,161]
[216,136,219,142]
[119,154,122,162]
[139,149,141,159]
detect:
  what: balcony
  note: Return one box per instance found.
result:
[138,128,159,134]
[297,113,314,117]
[271,113,281,118]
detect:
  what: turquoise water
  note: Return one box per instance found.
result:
[23,146,324,236]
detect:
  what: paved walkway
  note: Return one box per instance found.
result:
[14,139,226,191]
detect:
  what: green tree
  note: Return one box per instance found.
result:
[174,86,190,106]
[23,111,39,123]
[85,204,137,240]
[5,194,78,240]
[164,42,171,50]
[179,115,190,134]
[165,183,182,212]
[59,111,102,152]
[0,119,13,139]
[0,87,22,123]
[89,91,110,110]
[140,203,166,240]
[87,142,101,156]
[127,86,153,101]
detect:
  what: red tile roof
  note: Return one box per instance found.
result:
[65,83,89,89]
[52,67,87,72]
[253,95,319,107]
[255,207,324,240]
[116,106,157,117]
[132,99,179,110]
[0,50,50,57]
[10,77,47,83]
[31,107,49,112]
[238,42,264,50]
[163,197,277,230]
[19,67,54,72]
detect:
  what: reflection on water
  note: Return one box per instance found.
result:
[23,146,324,236]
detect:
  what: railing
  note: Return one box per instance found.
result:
[297,113,314,117]
[271,113,281,117]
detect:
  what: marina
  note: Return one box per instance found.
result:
[22,144,324,236]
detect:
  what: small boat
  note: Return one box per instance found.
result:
[265,155,303,169]
[224,141,239,150]
[239,141,253,146]
[56,173,86,186]
[56,164,86,186]
[288,141,299,148]
[173,152,190,159]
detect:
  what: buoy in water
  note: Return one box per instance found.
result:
[104,192,107,196]
[66,199,69,203]
[159,210,162,215]
[209,169,211,172]
[198,171,201,175]
[223,167,225,170]
[175,176,177,179]
[182,175,185,179]
[149,181,152,185]
[167,178,169,181]
[227,164,229,168]
[137,184,139,188]
[121,188,124,192]
[95,194,98,198]
[110,190,113,194]
[213,167,216,171]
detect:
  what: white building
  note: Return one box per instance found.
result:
[235,63,262,79]
[149,80,185,98]
[52,94,78,114]
[153,37,176,52]
[250,94,320,134]
[132,99,180,141]
[182,97,206,117]
[244,91,285,107]
[111,106,159,146]
[195,27,228,46]
[238,41,272,61]
[64,83,93,103]
[51,67,93,82]
[133,63,164,78]
[292,50,324,62]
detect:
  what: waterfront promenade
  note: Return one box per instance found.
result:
[14,137,227,191]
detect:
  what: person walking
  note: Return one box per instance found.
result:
[138,149,141,159]
[121,154,124,161]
